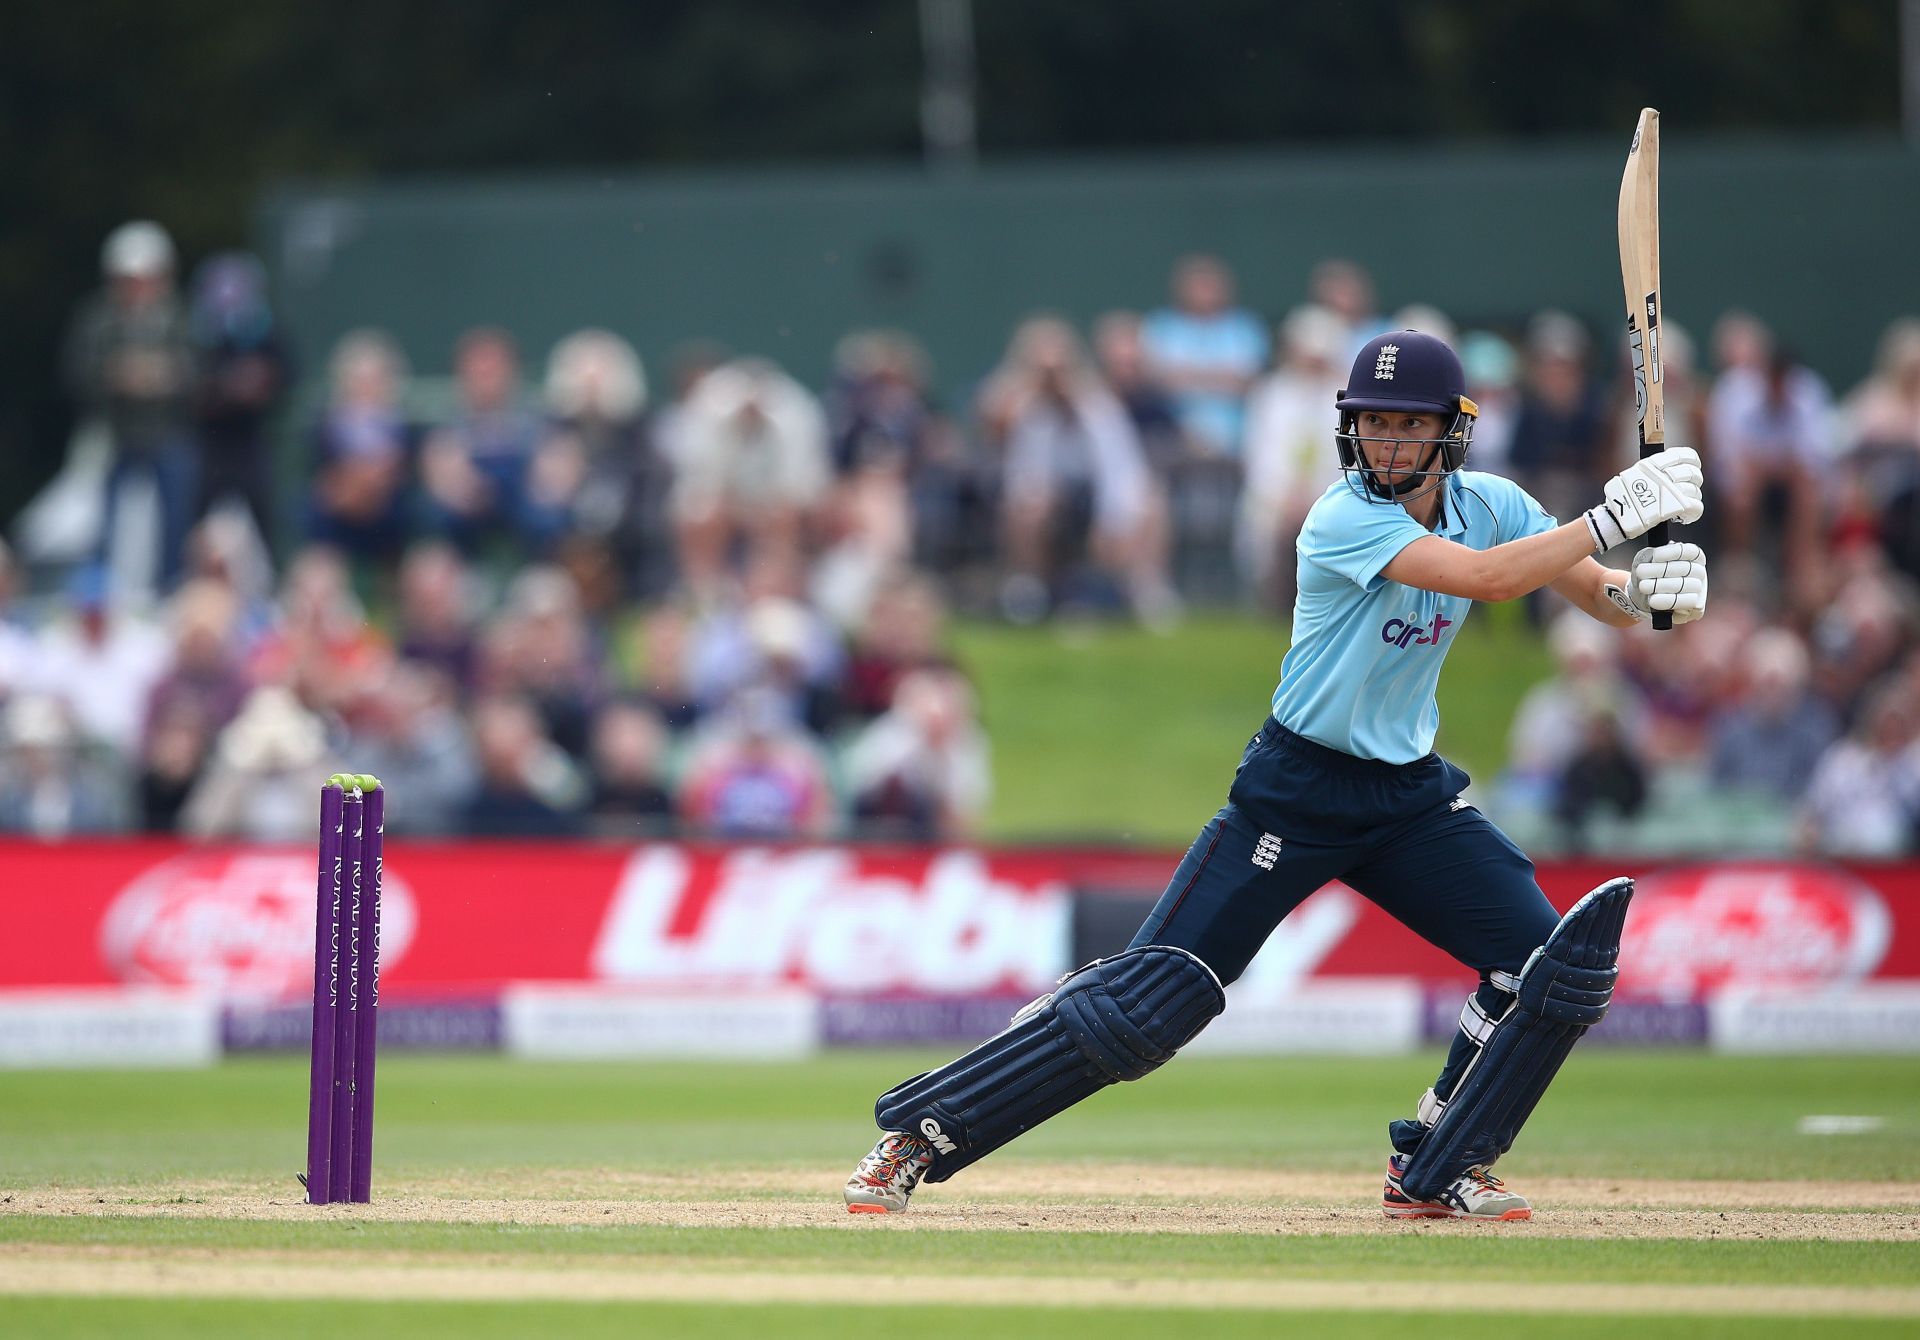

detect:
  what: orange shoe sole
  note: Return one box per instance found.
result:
[1383,1202,1531,1221]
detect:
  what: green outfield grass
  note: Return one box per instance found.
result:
[9,1300,1918,1340]
[4,1051,1916,1335]
[2,1051,1916,1184]
[5,1215,1914,1288]
[952,607,1550,844]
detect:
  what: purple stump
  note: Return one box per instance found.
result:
[348,784,384,1203]
[328,789,365,1202]
[305,783,346,1205]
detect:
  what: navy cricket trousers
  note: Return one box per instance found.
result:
[1129,717,1560,1103]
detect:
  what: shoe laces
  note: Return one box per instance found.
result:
[1461,1165,1506,1192]
[866,1136,931,1185]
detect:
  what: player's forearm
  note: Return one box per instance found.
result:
[1471,522,1605,603]
[1589,567,1642,626]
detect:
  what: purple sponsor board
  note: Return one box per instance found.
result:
[230,1000,502,1052]
[822,993,1032,1046]
[1419,991,1706,1047]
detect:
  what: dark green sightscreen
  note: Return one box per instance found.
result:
[259,136,1920,406]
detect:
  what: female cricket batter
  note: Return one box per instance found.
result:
[846,330,1707,1220]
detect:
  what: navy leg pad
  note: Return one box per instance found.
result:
[875,944,1225,1182]
[1398,878,1633,1201]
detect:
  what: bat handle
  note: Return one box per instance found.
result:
[1647,520,1672,631]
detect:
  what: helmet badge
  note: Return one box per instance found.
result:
[1373,343,1399,380]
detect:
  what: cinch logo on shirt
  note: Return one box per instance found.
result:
[1381,612,1453,648]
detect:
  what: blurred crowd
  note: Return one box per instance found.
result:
[5,220,1920,854]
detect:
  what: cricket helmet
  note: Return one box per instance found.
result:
[1335,330,1478,504]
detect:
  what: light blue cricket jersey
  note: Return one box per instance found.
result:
[1270,470,1559,763]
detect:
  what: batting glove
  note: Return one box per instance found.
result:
[1585,447,1705,552]
[1627,541,1708,623]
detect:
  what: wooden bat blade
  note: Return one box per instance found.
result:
[1618,106,1673,628]
[1618,107,1664,448]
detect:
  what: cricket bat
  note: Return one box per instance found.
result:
[1617,106,1672,629]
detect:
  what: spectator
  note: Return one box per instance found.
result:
[1238,304,1347,605]
[1840,319,1920,579]
[586,699,674,832]
[1706,335,1833,604]
[688,554,845,733]
[189,252,290,539]
[460,694,587,836]
[1809,539,1918,717]
[1505,312,1615,532]
[1799,683,1920,857]
[421,327,562,556]
[618,606,695,729]
[843,569,954,722]
[1617,622,1725,769]
[539,329,657,564]
[650,339,728,479]
[816,330,959,626]
[826,329,944,477]
[556,532,627,636]
[479,565,606,759]
[182,508,277,647]
[677,687,837,838]
[64,220,199,597]
[1140,254,1269,457]
[1457,330,1522,479]
[1503,610,1645,817]
[308,329,413,560]
[179,685,330,840]
[248,546,389,717]
[1093,310,1186,463]
[1390,304,1457,348]
[1709,626,1839,803]
[336,661,474,835]
[144,580,250,751]
[979,316,1174,626]
[0,694,127,838]
[0,541,37,706]
[1711,309,1772,379]
[1552,709,1649,851]
[138,697,211,832]
[844,667,990,840]
[31,564,170,756]
[1843,318,1920,458]
[1308,258,1384,362]
[670,357,831,598]
[394,540,480,693]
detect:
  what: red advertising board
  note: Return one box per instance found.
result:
[7,839,1919,1005]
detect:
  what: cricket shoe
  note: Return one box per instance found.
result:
[844,1132,935,1214]
[1382,1154,1531,1220]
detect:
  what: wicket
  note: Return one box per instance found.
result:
[302,773,384,1205]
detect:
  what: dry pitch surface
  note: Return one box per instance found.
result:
[5,1166,1919,1319]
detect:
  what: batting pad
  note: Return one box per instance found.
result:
[875,944,1225,1183]
[1397,877,1633,1202]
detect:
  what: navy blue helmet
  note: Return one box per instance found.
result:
[1335,330,1478,504]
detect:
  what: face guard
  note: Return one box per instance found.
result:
[1335,396,1478,504]
[1334,329,1479,506]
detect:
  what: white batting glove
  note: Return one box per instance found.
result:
[1608,542,1708,624]
[1584,447,1705,552]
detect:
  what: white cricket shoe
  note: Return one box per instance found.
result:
[1382,1154,1532,1221]
[844,1132,935,1214]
